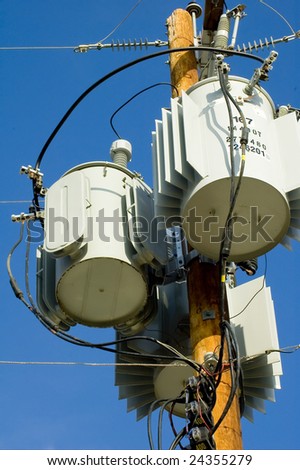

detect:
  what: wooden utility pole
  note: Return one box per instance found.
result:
[187,260,242,449]
[166,9,198,97]
[166,2,243,450]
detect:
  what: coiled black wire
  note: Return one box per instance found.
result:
[32,46,263,212]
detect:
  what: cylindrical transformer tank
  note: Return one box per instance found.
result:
[43,162,153,328]
[179,77,290,261]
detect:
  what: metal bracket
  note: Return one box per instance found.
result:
[185,249,199,265]
[11,211,45,223]
[20,164,47,195]
[226,4,246,18]
[202,310,215,320]
[243,50,278,95]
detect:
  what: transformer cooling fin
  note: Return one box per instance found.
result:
[227,277,282,422]
[115,282,191,421]
[280,188,300,249]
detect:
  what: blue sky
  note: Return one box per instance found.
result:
[1,0,300,450]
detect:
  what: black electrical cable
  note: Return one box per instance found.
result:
[214,65,249,386]
[210,63,250,393]
[50,312,201,371]
[110,82,179,138]
[224,320,240,366]
[221,75,248,129]
[6,222,30,304]
[39,313,202,366]
[33,46,264,173]
[7,221,201,369]
[231,255,268,320]
[158,395,184,450]
[218,66,249,261]
[32,46,263,214]
[209,322,241,438]
[226,327,238,397]
[50,326,202,369]
[25,221,38,310]
[169,426,187,450]
[200,371,217,412]
[6,223,57,332]
[9,238,203,369]
[218,68,235,202]
[198,375,217,416]
[7,228,202,367]
[147,398,168,450]
[213,260,227,388]
[215,68,237,383]
[92,335,202,371]
[169,401,185,450]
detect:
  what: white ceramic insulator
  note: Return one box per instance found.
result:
[110,139,132,168]
[214,14,230,49]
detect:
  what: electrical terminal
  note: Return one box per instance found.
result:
[186,399,208,415]
[185,400,199,415]
[203,352,219,372]
[191,426,210,443]
[11,211,44,223]
[20,165,44,189]
[186,375,198,390]
[243,50,278,96]
[226,4,246,18]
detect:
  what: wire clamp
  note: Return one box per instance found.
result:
[226,4,246,18]
[243,50,278,95]
[11,211,44,223]
[20,165,44,189]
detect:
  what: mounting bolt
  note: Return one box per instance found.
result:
[204,352,218,372]
[202,310,215,320]
[186,2,203,17]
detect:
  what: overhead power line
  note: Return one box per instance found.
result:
[0,360,190,367]
[0,45,75,51]
[98,0,144,43]
[0,200,32,204]
[259,0,296,35]
[0,0,144,52]
[1,344,299,367]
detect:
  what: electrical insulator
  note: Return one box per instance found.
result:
[214,14,230,49]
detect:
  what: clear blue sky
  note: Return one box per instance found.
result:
[1,0,300,450]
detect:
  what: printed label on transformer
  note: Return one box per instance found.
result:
[226,115,270,160]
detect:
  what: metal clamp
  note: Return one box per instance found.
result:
[11,211,44,223]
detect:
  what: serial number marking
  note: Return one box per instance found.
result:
[228,126,262,138]
[235,143,268,158]
[189,454,253,466]
[226,115,273,159]
[232,116,253,126]
[226,136,266,149]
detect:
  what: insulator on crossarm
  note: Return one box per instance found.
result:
[236,35,277,53]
